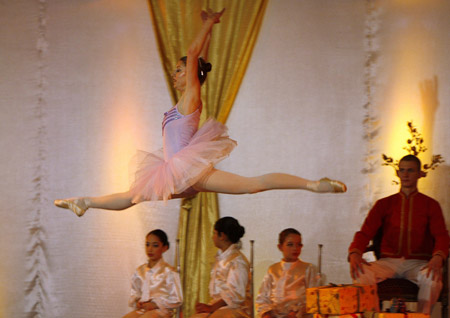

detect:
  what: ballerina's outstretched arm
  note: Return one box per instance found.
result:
[178,8,224,116]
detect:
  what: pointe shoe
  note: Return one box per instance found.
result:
[54,198,87,217]
[319,177,347,193]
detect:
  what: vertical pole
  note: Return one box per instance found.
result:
[250,240,255,318]
[318,244,323,285]
[176,239,181,274]
[176,239,181,318]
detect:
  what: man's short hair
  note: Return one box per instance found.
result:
[399,154,421,171]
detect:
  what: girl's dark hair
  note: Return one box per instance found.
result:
[278,228,301,245]
[147,229,170,249]
[214,216,245,244]
[180,56,212,85]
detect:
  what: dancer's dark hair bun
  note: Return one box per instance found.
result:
[199,57,212,73]
[214,216,245,244]
[180,56,212,85]
[198,57,212,85]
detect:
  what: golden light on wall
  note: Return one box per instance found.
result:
[104,85,140,191]
[99,3,154,196]
[382,0,439,173]
[88,0,160,243]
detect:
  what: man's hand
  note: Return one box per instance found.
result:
[138,301,158,311]
[349,252,370,280]
[195,302,213,314]
[287,311,298,318]
[262,311,275,318]
[422,254,444,281]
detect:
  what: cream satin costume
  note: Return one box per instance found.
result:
[256,260,319,318]
[128,258,183,318]
[191,244,251,318]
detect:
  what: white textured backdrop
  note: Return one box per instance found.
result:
[1,1,449,317]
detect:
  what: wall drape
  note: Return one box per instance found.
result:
[148,1,268,316]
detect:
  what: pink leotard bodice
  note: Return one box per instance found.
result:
[162,105,201,160]
[129,103,235,202]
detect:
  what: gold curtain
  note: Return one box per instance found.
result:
[148,1,268,316]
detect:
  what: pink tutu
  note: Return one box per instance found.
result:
[129,119,237,202]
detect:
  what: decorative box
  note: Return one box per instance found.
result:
[306,284,379,314]
[313,314,363,318]
[363,313,429,318]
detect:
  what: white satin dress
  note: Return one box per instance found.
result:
[256,260,319,318]
[128,258,183,318]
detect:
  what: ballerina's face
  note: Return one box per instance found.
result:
[172,60,187,92]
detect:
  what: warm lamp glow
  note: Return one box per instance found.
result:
[91,0,166,240]
[382,2,437,168]
[101,30,153,193]
[386,121,417,161]
[107,96,139,188]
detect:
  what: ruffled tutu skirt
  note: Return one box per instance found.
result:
[129,119,237,202]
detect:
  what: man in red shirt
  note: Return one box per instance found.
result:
[348,155,449,314]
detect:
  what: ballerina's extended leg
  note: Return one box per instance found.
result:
[55,172,346,216]
[193,170,346,194]
[54,197,89,217]
[54,191,135,217]
[310,177,347,193]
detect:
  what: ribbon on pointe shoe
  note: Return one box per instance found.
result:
[54,199,87,217]
[319,177,347,193]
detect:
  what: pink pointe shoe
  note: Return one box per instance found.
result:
[54,198,88,217]
[319,177,347,193]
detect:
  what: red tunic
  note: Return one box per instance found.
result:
[349,190,449,260]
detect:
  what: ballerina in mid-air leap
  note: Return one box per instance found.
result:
[55,9,346,217]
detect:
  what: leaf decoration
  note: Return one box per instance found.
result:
[381,121,444,183]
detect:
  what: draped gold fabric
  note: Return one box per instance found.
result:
[148,1,268,316]
[177,193,220,315]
